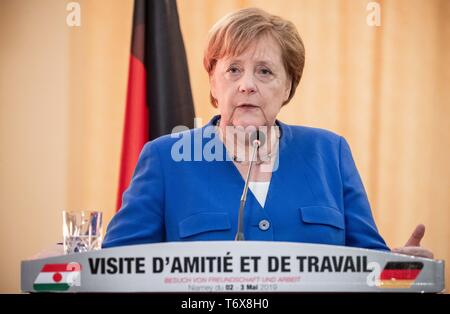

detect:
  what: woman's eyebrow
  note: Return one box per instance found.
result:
[224,58,243,64]
[225,59,277,67]
[255,60,276,67]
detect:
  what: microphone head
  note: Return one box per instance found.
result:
[250,130,266,147]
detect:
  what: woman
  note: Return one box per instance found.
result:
[103,8,433,258]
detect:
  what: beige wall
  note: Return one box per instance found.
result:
[1,0,449,293]
[0,0,133,293]
[0,0,70,293]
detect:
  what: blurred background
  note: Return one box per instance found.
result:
[0,0,449,293]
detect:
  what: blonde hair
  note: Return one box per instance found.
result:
[204,8,305,107]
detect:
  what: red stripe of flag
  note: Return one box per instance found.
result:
[380,269,421,280]
[116,54,148,211]
[41,264,80,273]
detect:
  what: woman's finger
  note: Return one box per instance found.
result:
[392,246,434,259]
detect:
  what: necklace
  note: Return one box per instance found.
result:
[216,118,280,165]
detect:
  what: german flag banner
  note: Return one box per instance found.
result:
[379,261,424,289]
[116,0,195,211]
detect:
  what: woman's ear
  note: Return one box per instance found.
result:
[209,75,219,108]
[283,80,292,102]
[209,75,217,99]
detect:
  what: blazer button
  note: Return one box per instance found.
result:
[258,219,270,231]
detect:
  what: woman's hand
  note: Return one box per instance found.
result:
[391,224,434,259]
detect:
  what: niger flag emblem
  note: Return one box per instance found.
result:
[33,263,81,292]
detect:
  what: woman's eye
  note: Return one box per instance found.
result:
[259,68,273,75]
[227,66,240,74]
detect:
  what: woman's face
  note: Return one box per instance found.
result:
[210,35,292,129]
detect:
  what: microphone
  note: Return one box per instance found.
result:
[249,129,266,148]
[235,130,266,241]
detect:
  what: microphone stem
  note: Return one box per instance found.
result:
[235,141,259,241]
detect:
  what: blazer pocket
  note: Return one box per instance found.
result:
[299,206,345,230]
[179,212,231,239]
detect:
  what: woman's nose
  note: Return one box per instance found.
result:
[238,73,257,94]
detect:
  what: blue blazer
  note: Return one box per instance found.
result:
[103,115,389,251]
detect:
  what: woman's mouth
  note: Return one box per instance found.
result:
[238,103,259,109]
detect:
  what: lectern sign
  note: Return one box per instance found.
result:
[21,241,444,293]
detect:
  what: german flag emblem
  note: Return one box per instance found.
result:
[379,262,423,288]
